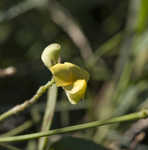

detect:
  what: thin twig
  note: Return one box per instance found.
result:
[0,109,148,143]
[0,78,55,122]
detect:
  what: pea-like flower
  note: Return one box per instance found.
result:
[50,62,89,104]
[41,43,89,104]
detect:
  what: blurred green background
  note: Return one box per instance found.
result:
[1,0,148,149]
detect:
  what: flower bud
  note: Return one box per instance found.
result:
[41,43,61,68]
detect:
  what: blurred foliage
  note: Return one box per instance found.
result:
[50,136,109,150]
[1,0,148,150]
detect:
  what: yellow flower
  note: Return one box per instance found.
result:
[50,62,89,104]
[41,43,89,104]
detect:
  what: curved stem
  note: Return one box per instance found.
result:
[0,109,148,143]
[0,78,55,122]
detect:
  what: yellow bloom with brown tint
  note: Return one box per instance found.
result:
[50,62,89,104]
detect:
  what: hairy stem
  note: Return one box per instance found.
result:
[0,78,55,122]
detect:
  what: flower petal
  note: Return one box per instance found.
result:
[64,79,87,104]
[41,43,61,68]
[50,62,89,87]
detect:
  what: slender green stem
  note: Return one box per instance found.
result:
[38,84,58,150]
[0,109,148,143]
[0,78,55,122]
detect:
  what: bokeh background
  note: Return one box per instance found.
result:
[1,0,148,150]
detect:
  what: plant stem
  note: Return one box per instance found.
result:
[0,78,55,123]
[38,84,58,150]
[0,109,148,143]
